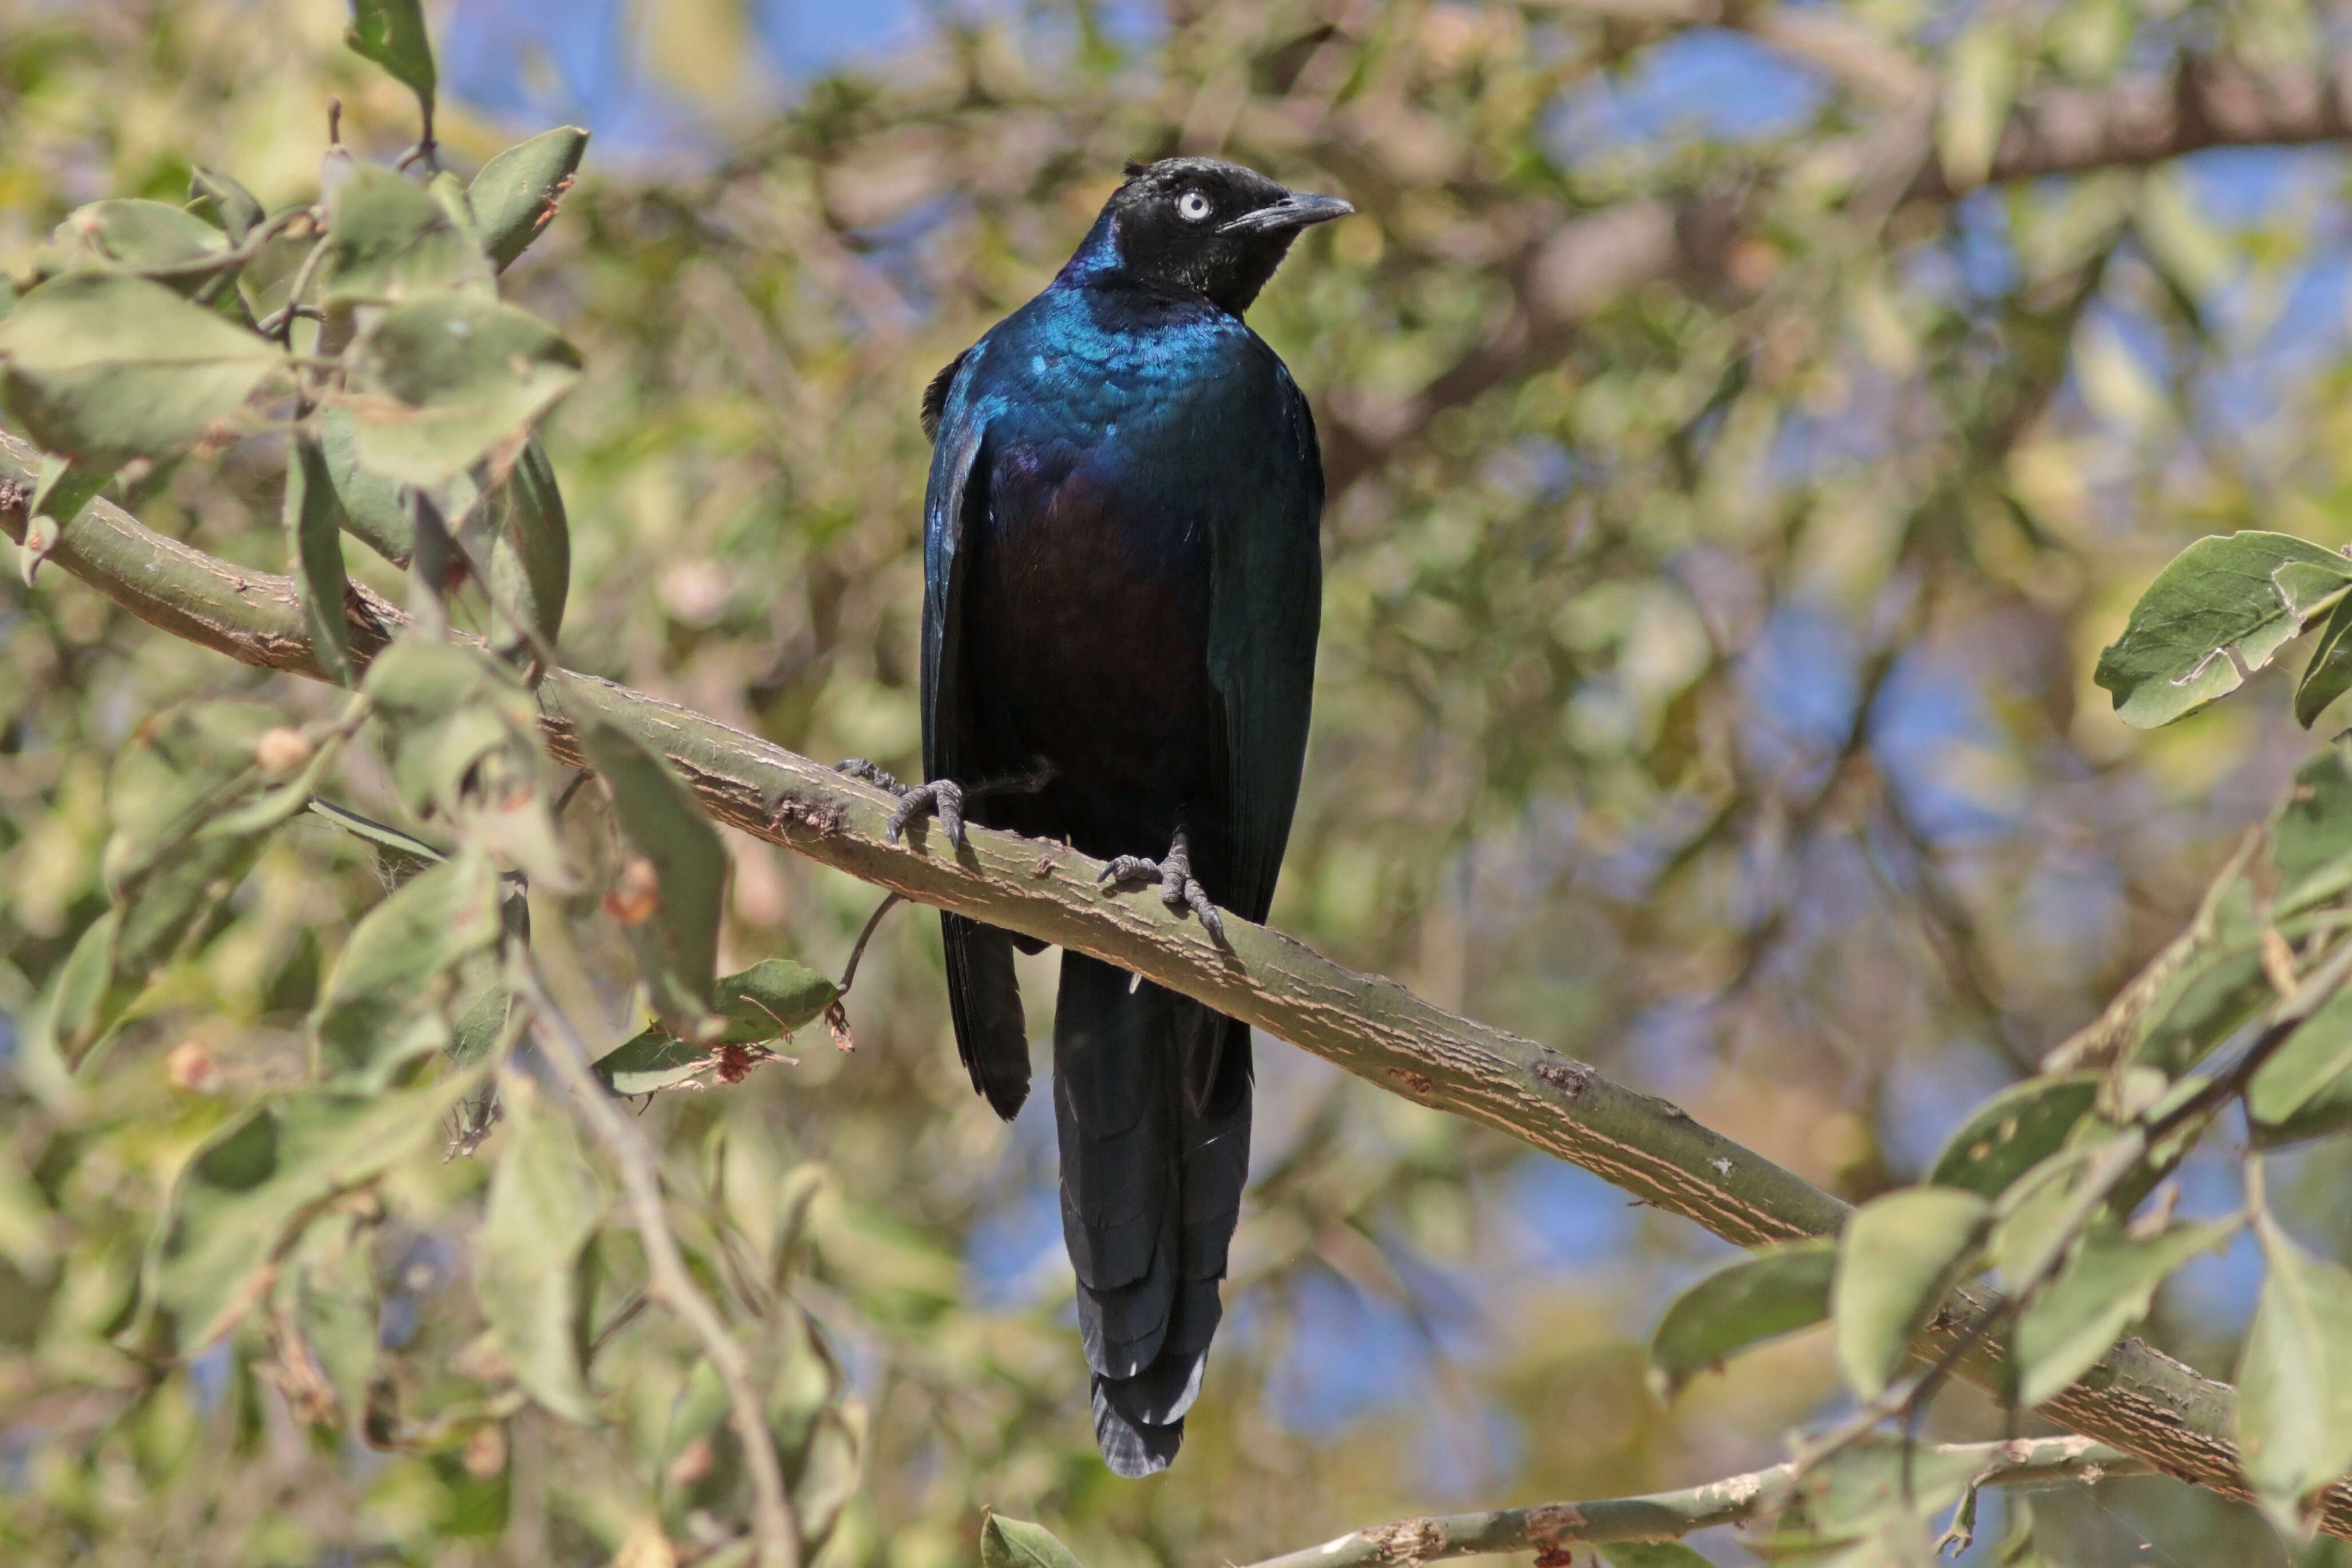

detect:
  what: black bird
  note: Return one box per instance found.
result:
[846,158,1347,1475]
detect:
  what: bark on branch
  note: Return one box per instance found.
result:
[1241,1435,2149,1568]
[0,428,2338,1535]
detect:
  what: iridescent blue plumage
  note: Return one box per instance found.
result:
[912,159,1345,1475]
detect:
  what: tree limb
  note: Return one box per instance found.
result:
[1238,1435,2148,1568]
[1,429,2340,1535]
[1324,52,2352,493]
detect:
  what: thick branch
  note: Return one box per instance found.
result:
[0,429,2339,1535]
[1240,1436,2148,1568]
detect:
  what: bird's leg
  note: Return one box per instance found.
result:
[1098,827,1226,945]
[836,758,966,848]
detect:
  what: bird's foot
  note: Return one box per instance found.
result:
[1098,827,1226,945]
[836,759,965,848]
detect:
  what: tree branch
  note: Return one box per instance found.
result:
[1,429,2341,1535]
[1323,52,2352,493]
[512,959,802,1568]
[1238,1435,2148,1568]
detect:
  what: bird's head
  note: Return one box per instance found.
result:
[1089,157,1353,314]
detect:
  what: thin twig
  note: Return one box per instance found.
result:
[837,892,902,993]
[1237,1436,2147,1568]
[510,960,800,1568]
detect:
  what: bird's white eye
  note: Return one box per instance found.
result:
[1175,190,1213,223]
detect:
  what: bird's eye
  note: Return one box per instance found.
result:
[1175,191,1213,223]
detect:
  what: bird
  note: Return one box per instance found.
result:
[841,157,1348,1475]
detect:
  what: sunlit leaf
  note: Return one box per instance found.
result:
[470,126,589,271]
[980,1512,1087,1568]
[2012,1218,2236,1408]
[34,200,231,290]
[2094,532,2352,728]
[1937,23,2016,190]
[323,164,492,306]
[1646,1238,1834,1401]
[476,1074,602,1421]
[2240,1202,2352,1530]
[346,295,581,486]
[1925,1075,2100,1198]
[1833,1186,1989,1400]
[0,272,280,465]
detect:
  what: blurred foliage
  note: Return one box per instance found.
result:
[13,0,2352,1565]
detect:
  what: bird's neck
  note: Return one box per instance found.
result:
[1055,210,1127,286]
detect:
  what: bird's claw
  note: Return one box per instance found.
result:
[836,759,965,848]
[1097,829,1226,945]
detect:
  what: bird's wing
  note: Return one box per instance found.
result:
[922,354,1033,1119]
[921,359,985,783]
[1203,357,1323,928]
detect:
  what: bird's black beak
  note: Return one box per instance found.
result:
[1219,191,1355,235]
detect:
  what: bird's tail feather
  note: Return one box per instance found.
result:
[1054,951,1251,1476]
[942,912,1030,1120]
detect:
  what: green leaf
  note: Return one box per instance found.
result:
[1925,1074,2100,1198]
[35,200,231,290]
[275,1209,381,1429]
[1938,23,2017,189]
[284,435,353,682]
[1833,1186,1990,1400]
[487,437,569,650]
[2273,742,2352,913]
[1646,1238,1835,1400]
[2249,984,2352,1138]
[0,272,280,466]
[20,452,109,584]
[188,167,264,244]
[343,0,437,119]
[362,636,534,814]
[48,910,135,1070]
[57,702,307,1066]
[715,959,838,1043]
[590,965,833,1094]
[346,295,581,487]
[1601,1545,1715,1568]
[980,1512,1087,1568]
[146,1076,470,1349]
[2239,1205,2352,1529]
[476,1074,602,1422]
[319,405,413,565]
[310,850,504,1088]
[307,797,446,878]
[2298,592,2352,727]
[2012,1218,2236,1407]
[2094,532,2352,728]
[592,1028,721,1096]
[470,127,589,271]
[323,164,491,307]
[583,720,727,1039]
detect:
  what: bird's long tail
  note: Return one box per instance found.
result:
[1053,951,1252,1476]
